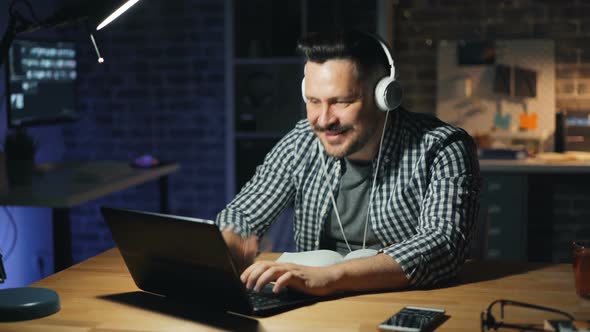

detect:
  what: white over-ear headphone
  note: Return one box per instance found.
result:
[301,32,403,111]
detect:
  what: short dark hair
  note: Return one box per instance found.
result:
[296,30,390,84]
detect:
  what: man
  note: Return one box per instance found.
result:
[216,31,481,296]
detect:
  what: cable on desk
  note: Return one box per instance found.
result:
[1,207,18,260]
[0,250,5,283]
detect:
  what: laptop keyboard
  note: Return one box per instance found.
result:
[245,283,311,311]
[247,289,286,308]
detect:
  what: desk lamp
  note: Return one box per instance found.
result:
[0,0,141,322]
[1,0,141,66]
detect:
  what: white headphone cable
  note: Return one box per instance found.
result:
[318,109,389,252]
[362,109,389,249]
[319,140,353,253]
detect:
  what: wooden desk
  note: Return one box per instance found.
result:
[0,161,179,271]
[2,248,589,331]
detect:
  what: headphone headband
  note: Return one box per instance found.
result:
[368,32,395,79]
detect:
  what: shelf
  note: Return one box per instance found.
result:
[489,130,550,141]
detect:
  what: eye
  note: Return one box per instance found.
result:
[306,98,322,108]
[333,100,352,108]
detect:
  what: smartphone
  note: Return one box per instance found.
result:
[378,306,446,332]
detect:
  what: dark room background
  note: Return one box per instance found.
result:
[0,0,226,286]
[1,0,590,287]
[61,0,227,262]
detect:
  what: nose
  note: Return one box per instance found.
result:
[316,103,336,128]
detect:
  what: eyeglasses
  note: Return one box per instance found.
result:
[481,299,575,331]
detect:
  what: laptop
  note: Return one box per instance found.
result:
[100,206,317,316]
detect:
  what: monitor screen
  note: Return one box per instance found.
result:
[514,66,537,98]
[5,39,78,127]
[493,64,511,96]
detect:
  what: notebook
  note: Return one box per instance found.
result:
[100,206,317,316]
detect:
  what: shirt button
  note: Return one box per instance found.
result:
[315,240,319,246]
[321,207,327,215]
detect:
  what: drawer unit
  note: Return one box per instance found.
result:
[479,174,528,261]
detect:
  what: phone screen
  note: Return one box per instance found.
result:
[379,306,445,331]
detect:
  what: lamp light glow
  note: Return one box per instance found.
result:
[96,0,140,31]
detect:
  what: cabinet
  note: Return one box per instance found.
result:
[478,174,528,261]
[478,161,590,263]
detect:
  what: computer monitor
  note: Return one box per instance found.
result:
[5,39,78,128]
[514,67,537,98]
[493,64,511,96]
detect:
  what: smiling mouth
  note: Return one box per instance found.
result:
[325,129,347,136]
[320,129,350,145]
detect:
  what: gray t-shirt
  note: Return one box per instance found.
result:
[321,158,381,255]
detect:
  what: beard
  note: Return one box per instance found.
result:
[314,120,379,159]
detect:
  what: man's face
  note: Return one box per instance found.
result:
[304,59,385,161]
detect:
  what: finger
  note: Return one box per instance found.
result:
[273,271,294,293]
[240,261,262,283]
[244,262,273,290]
[254,266,285,292]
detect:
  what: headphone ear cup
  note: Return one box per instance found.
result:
[301,77,307,103]
[374,76,403,111]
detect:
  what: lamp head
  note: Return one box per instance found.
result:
[16,0,141,33]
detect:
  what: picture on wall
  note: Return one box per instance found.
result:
[436,40,555,150]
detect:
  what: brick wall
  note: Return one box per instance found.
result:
[64,0,226,262]
[394,0,590,113]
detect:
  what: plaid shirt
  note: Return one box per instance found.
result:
[216,109,481,287]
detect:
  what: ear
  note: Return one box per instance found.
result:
[301,77,307,103]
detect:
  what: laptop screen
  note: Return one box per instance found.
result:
[100,206,254,314]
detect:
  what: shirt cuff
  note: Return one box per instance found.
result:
[380,235,458,287]
[215,209,253,237]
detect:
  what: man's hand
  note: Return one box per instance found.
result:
[221,229,258,273]
[241,261,340,296]
[240,253,409,296]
